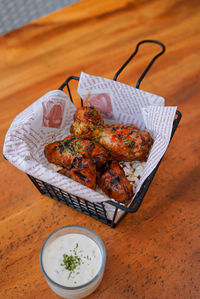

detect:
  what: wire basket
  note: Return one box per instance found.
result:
[27,40,182,228]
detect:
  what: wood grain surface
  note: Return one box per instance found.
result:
[0,0,200,298]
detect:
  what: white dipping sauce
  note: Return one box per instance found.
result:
[43,233,102,287]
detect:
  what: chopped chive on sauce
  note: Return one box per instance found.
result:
[60,243,91,280]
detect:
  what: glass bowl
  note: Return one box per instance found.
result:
[39,225,106,299]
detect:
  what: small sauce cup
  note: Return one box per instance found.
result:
[39,225,106,299]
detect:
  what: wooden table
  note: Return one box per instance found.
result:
[1,0,200,298]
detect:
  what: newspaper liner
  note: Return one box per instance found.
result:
[3,72,177,222]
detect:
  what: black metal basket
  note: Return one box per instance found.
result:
[28,40,182,228]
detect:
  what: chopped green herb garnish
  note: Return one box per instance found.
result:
[61,253,81,272]
[60,243,92,280]
[129,141,135,147]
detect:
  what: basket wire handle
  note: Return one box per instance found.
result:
[113,40,166,89]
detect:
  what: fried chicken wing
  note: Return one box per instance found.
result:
[44,135,109,169]
[70,106,104,137]
[92,124,153,161]
[44,135,93,168]
[97,160,133,203]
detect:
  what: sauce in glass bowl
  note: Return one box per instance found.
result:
[40,225,106,299]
